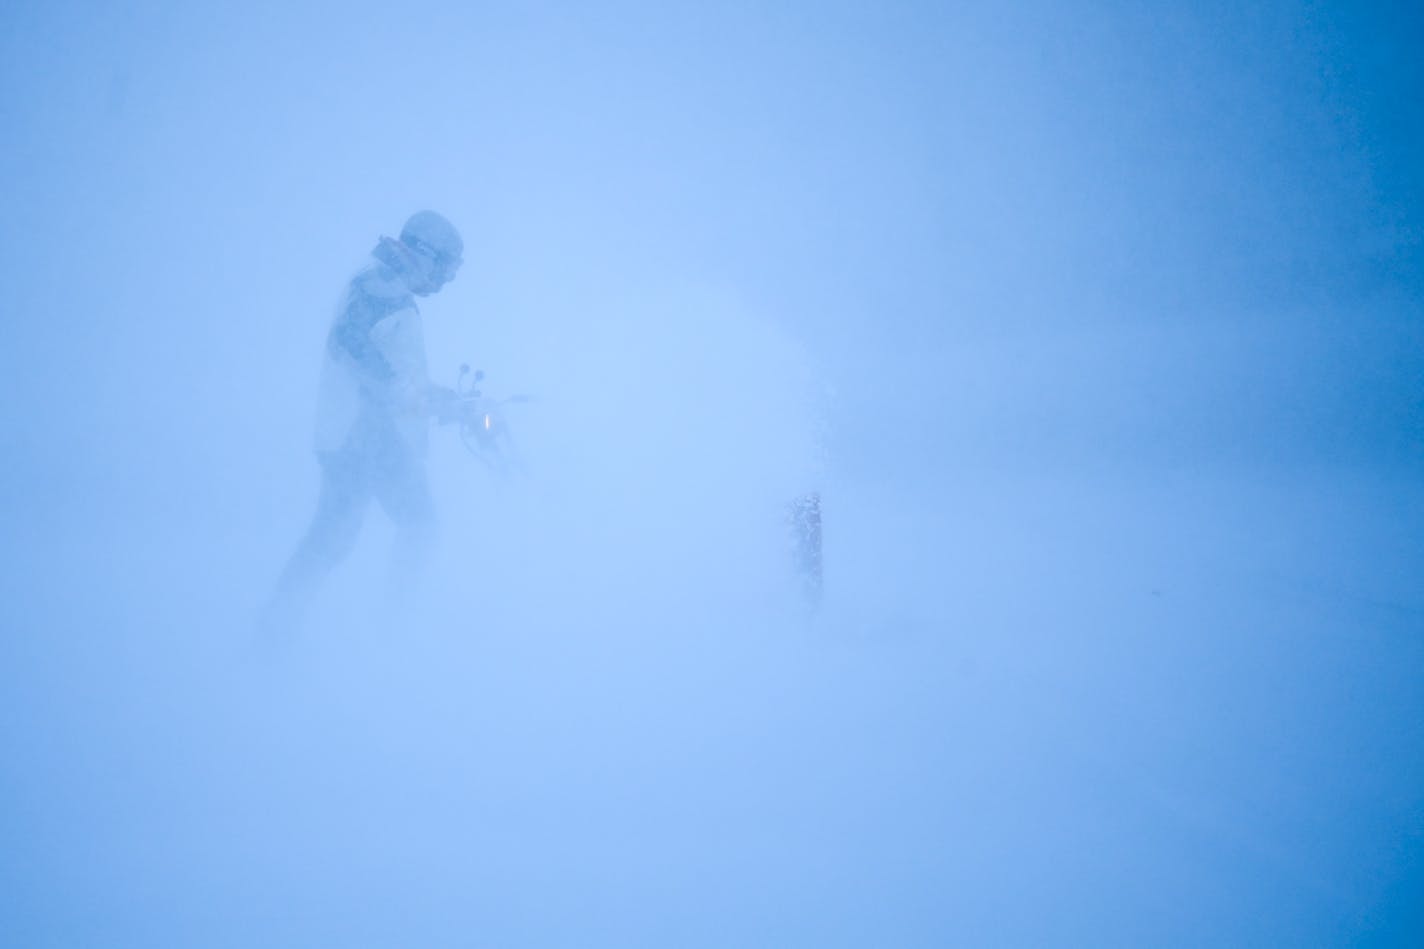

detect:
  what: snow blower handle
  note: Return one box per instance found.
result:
[457,363,485,396]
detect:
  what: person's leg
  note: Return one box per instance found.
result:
[263,452,371,632]
[373,451,437,602]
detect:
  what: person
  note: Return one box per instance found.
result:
[263,210,464,632]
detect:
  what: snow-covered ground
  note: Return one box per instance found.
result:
[2,460,1419,946]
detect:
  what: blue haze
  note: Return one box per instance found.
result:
[1,1,1421,945]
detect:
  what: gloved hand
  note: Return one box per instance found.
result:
[426,384,463,423]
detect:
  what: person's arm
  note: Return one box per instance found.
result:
[368,306,438,415]
[331,320,396,384]
[327,277,407,394]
